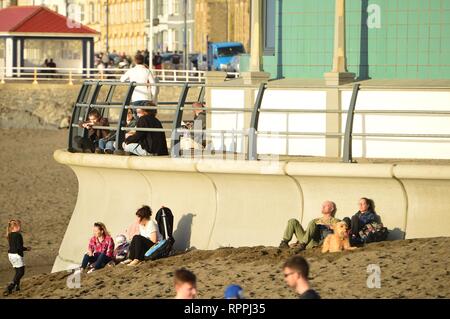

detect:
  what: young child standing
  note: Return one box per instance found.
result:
[4,220,30,296]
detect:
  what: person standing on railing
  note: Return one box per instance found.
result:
[120,54,158,119]
[122,103,169,156]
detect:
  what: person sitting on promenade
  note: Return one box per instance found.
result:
[174,268,197,299]
[343,197,387,245]
[279,200,340,251]
[75,108,111,153]
[187,102,207,148]
[283,256,320,299]
[98,109,136,154]
[122,104,169,156]
[81,222,115,274]
[121,205,162,266]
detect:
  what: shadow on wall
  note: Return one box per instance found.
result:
[388,228,405,241]
[357,0,371,81]
[173,213,195,251]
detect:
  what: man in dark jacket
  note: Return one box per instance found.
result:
[123,103,168,156]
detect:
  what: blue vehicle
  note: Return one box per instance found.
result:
[207,42,245,71]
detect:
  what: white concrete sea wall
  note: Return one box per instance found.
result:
[52,151,450,273]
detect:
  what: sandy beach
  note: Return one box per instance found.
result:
[0,128,449,299]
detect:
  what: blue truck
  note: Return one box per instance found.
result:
[207,42,245,72]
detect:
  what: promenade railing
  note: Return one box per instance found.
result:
[68,81,450,162]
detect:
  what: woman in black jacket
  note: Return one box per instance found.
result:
[4,219,30,296]
[123,103,168,156]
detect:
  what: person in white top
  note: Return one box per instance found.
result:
[120,54,158,119]
[122,205,162,266]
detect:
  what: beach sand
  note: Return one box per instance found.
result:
[0,128,449,299]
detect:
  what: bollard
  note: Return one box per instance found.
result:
[68,70,73,85]
[32,67,38,85]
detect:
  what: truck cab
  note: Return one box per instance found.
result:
[207,42,245,71]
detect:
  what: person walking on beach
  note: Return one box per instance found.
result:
[174,268,197,299]
[4,220,30,296]
[283,256,320,299]
[80,222,115,274]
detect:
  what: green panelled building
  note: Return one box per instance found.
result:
[241,0,450,80]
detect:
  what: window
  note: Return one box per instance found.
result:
[89,2,95,23]
[80,4,85,23]
[263,0,276,55]
[173,0,180,16]
[145,0,150,20]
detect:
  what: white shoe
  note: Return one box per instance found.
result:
[87,268,95,274]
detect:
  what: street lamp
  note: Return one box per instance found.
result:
[105,0,109,54]
[183,0,187,70]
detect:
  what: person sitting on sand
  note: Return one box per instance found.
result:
[343,197,387,245]
[4,219,30,296]
[174,268,197,299]
[283,256,320,299]
[121,205,162,266]
[81,222,115,274]
[112,234,130,264]
[122,104,169,156]
[75,108,111,153]
[279,200,340,251]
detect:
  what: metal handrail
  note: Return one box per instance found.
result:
[67,80,450,161]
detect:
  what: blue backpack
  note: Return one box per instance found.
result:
[144,207,175,261]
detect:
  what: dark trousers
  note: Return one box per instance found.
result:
[81,253,111,270]
[129,235,154,261]
[12,267,25,287]
[351,215,360,236]
[74,135,95,152]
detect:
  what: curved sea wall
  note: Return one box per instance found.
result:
[52,150,450,272]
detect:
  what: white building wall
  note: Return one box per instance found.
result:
[209,87,450,160]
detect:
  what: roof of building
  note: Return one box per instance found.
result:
[0,6,98,35]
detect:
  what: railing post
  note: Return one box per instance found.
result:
[68,82,90,152]
[247,82,267,160]
[0,67,4,84]
[342,83,360,163]
[197,85,206,103]
[68,70,73,85]
[115,82,136,154]
[171,83,189,158]
[32,67,38,85]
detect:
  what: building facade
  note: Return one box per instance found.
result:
[194,0,250,54]
[241,0,450,80]
[149,0,195,53]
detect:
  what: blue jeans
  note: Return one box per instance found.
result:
[81,253,111,270]
[98,138,115,151]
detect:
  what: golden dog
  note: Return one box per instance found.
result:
[321,221,357,253]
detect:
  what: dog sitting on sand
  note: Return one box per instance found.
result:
[321,221,357,253]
